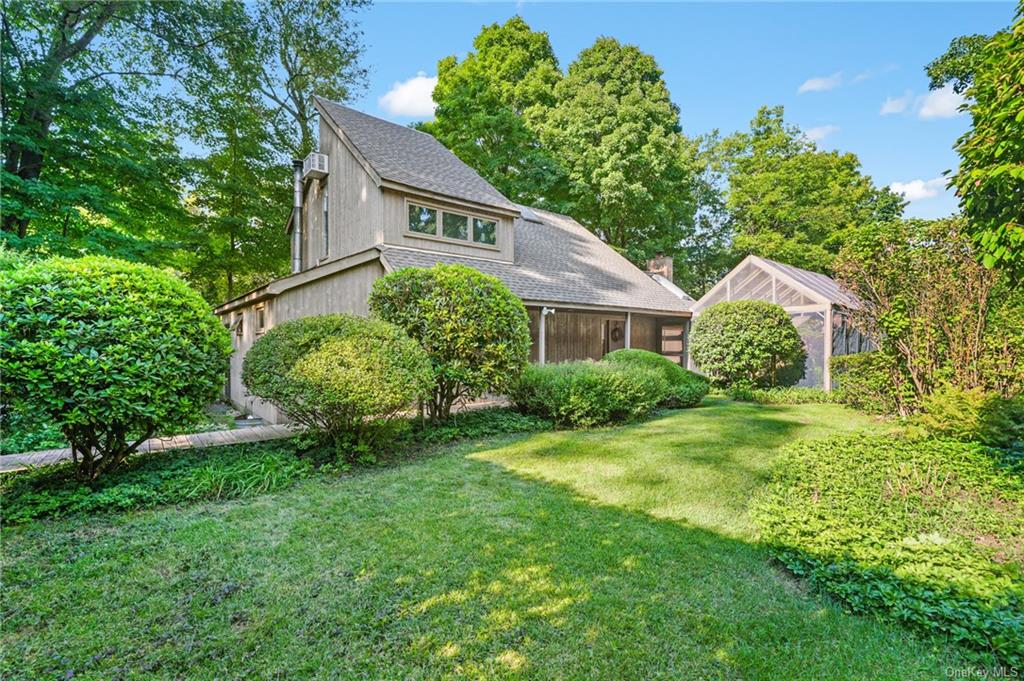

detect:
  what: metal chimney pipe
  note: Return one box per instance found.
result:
[290,159,303,273]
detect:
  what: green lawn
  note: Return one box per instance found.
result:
[2,400,970,679]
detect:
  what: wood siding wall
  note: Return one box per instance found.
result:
[220,260,386,423]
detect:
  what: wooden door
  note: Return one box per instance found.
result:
[604,319,626,355]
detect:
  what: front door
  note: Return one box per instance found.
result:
[604,318,626,356]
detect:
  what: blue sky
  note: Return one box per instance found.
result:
[347,1,1014,219]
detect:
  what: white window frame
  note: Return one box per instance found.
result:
[405,198,500,249]
[321,189,329,260]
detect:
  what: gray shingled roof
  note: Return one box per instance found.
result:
[379,207,693,315]
[757,257,861,308]
[316,97,518,213]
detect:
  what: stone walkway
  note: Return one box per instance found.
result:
[0,397,510,474]
[0,425,294,474]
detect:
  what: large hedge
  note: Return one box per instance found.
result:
[0,256,231,480]
[369,264,531,419]
[242,314,433,456]
[604,348,708,408]
[689,300,806,388]
[510,361,668,428]
[754,435,1024,664]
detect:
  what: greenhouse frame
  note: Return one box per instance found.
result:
[690,255,873,390]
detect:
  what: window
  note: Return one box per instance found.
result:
[321,192,329,258]
[473,218,496,245]
[407,201,500,247]
[233,312,244,338]
[442,212,468,240]
[255,305,266,335]
[408,204,437,234]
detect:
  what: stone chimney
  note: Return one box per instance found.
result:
[646,253,673,282]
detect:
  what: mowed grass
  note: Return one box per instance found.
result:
[2,400,969,679]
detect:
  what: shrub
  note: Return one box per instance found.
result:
[753,435,1024,665]
[830,352,915,415]
[0,440,312,524]
[242,314,433,458]
[913,384,1024,451]
[727,386,838,405]
[0,257,232,480]
[834,218,1024,415]
[604,348,708,407]
[369,264,531,419]
[510,361,669,428]
[400,407,552,449]
[689,300,806,389]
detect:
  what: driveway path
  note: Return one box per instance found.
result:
[0,425,294,473]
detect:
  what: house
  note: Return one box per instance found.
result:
[215,96,694,422]
[690,254,872,390]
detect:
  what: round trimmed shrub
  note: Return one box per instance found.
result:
[369,264,531,419]
[753,435,1024,665]
[510,361,669,428]
[0,256,231,479]
[242,314,433,456]
[690,300,806,388]
[604,348,709,408]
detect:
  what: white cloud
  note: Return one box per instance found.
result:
[797,72,843,94]
[880,91,913,115]
[917,84,966,120]
[378,72,437,117]
[889,177,947,202]
[803,124,840,142]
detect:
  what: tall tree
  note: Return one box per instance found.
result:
[424,16,566,206]
[717,106,904,273]
[251,0,369,157]
[540,38,694,263]
[951,6,1024,280]
[183,34,290,303]
[0,1,229,241]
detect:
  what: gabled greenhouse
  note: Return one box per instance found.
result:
[690,255,873,390]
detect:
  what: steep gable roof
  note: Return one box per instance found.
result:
[379,206,692,315]
[694,254,861,311]
[315,96,518,213]
[757,257,861,309]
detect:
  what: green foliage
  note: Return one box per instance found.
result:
[369,264,531,420]
[0,256,231,480]
[830,352,911,415]
[510,361,669,428]
[913,384,1024,451]
[727,386,838,405]
[242,314,433,458]
[690,300,807,388]
[754,435,1024,665]
[539,37,695,263]
[0,411,65,454]
[401,407,552,449]
[423,16,566,207]
[835,218,1024,415]
[604,348,709,408]
[952,10,1024,279]
[926,33,993,93]
[716,106,904,274]
[0,440,311,524]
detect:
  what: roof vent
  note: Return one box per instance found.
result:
[302,152,328,181]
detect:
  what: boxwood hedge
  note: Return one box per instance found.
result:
[753,435,1024,664]
[604,348,709,408]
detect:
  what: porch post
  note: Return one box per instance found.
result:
[624,312,632,349]
[538,309,546,365]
